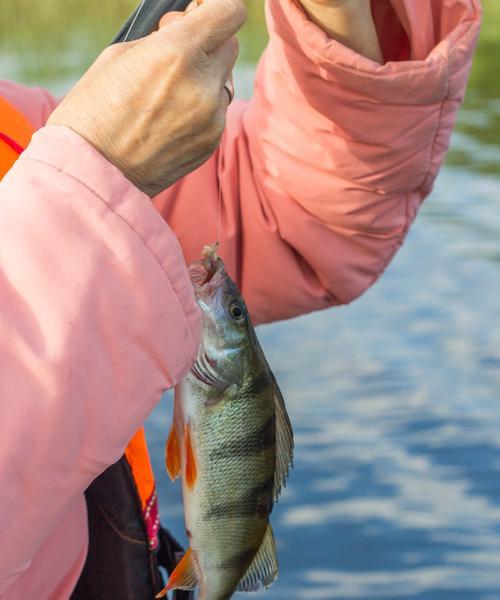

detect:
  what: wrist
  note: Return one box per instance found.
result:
[297,0,383,63]
[299,0,371,16]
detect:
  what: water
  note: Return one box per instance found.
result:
[3,2,500,597]
[145,31,500,600]
[146,167,500,600]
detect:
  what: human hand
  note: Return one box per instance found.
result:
[47,0,246,197]
[301,0,366,5]
[297,0,372,13]
[297,0,383,63]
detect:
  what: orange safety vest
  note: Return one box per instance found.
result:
[0,95,161,549]
[0,96,34,178]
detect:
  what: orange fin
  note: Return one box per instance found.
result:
[184,423,198,489]
[166,423,181,481]
[156,547,198,597]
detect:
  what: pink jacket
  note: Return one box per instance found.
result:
[0,0,480,597]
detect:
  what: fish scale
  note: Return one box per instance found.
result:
[176,371,274,598]
[192,381,276,589]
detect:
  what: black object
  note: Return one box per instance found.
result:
[112,0,193,44]
[71,456,194,600]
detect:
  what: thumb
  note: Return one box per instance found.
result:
[158,11,185,28]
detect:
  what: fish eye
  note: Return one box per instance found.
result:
[229,302,245,321]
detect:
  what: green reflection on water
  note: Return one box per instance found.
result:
[446,0,500,176]
[0,1,268,83]
[0,0,497,175]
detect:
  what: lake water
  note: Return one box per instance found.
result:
[147,17,500,600]
[147,158,500,599]
[3,2,500,598]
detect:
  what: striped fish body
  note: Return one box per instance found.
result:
[158,244,293,600]
[176,369,276,599]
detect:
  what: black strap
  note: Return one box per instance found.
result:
[112,0,192,44]
[71,456,195,600]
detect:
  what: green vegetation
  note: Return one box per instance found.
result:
[446,0,500,175]
[0,0,497,174]
[0,1,268,83]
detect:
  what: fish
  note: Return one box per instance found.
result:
[157,243,294,600]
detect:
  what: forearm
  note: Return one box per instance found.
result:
[0,126,200,591]
[297,0,383,62]
[157,0,481,322]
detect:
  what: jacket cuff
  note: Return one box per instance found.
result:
[21,125,201,381]
[269,0,481,105]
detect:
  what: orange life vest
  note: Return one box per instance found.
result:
[0,96,34,178]
[0,95,160,549]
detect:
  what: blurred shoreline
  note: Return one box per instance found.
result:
[1,0,498,177]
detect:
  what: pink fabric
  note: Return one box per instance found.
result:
[155,0,481,319]
[0,80,58,130]
[0,0,480,597]
[0,126,201,598]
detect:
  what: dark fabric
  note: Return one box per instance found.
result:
[71,455,194,600]
[371,0,411,63]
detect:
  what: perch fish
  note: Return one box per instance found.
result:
[157,244,293,600]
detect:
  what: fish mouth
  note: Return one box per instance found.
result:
[188,243,225,292]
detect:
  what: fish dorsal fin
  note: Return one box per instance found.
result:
[156,547,198,597]
[272,376,294,501]
[236,523,278,592]
[165,422,181,482]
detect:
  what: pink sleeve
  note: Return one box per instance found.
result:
[0,79,59,129]
[0,126,200,592]
[154,0,481,324]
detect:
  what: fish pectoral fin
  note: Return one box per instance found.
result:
[236,523,278,592]
[156,547,198,597]
[184,423,198,489]
[166,422,181,481]
[272,376,294,501]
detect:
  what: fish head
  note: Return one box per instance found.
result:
[189,244,256,392]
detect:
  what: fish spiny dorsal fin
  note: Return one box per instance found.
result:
[166,422,181,482]
[236,524,278,592]
[156,547,198,597]
[272,375,294,501]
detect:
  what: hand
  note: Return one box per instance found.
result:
[47,0,246,197]
[301,0,366,5]
[298,0,383,63]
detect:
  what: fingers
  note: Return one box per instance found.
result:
[158,11,184,29]
[185,0,202,13]
[151,0,245,61]
[207,35,239,87]
[158,0,199,28]
[156,0,240,106]
[182,0,246,54]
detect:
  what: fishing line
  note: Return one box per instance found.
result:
[123,0,147,42]
[217,183,222,248]
[216,149,223,248]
